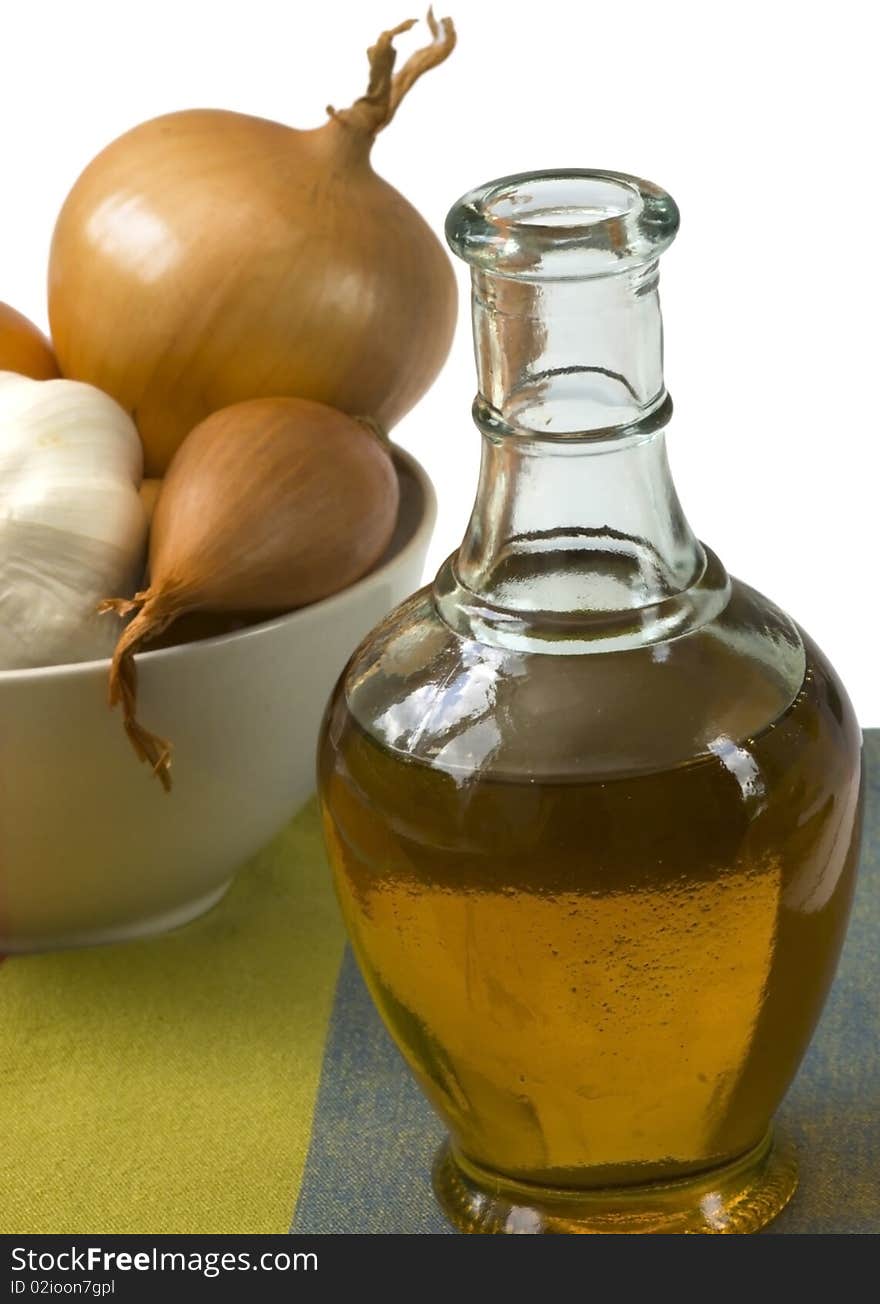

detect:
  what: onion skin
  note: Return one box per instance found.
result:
[49,15,457,476]
[0,302,59,380]
[139,477,162,524]
[102,396,399,788]
[149,398,399,610]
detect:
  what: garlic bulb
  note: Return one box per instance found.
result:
[0,372,147,669]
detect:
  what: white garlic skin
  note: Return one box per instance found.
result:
[0,372,147,669]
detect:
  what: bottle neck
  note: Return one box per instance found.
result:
[457,415,703,610]
[471,262,668,433]
[435,265,727,654]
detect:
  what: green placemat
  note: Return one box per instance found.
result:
[0,808,346,1233]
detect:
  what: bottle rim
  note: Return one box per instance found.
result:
[445,169,680,282]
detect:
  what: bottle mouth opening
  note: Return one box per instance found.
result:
[445,169,679,281]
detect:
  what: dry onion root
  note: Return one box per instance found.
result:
[101,397,400,791]
[49,12,458,475]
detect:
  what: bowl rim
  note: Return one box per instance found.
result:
[0,443,437,684]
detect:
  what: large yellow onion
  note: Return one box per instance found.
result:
[48,13,457,476]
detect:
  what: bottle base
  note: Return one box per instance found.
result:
[432,1130,798,1234]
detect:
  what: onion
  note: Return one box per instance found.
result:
[0,302,59,379]
[49,12,458,475]
[139,477,161,524]
[102,396,399,789]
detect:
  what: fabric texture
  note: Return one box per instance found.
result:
[0,803,345,1233]
[2,736,877,1235]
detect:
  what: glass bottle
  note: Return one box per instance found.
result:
[317,171,864,1234]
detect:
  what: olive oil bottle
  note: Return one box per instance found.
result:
[318,171,863,1234]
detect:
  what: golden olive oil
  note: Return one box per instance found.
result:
[320,649,861,1193]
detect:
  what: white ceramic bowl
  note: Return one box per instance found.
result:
[0,448,435,953]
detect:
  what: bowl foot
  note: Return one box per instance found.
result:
[0,878,233,954]
[432,1130,797,1234]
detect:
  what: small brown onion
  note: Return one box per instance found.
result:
[0,301,59,379]
[102,396,399,789]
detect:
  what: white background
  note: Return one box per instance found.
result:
[5,0,878,720]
